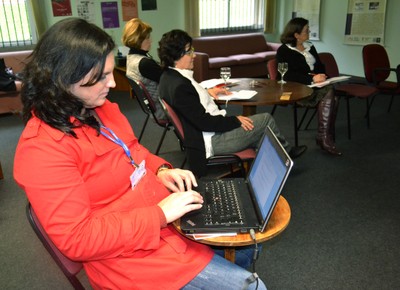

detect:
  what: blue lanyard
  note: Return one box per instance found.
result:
[100,125,138,168]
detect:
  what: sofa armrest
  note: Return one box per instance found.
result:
[266,42,281,52]
[193,52,210,82]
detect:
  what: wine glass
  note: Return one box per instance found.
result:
[220,67,231,86]
[277,62,288,84]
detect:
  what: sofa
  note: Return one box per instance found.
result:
[192,33,280,82]
[0,50,31,115]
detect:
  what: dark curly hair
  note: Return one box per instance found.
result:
[21,18,115,137]
[157,29,192,69]
[280,17,309,47]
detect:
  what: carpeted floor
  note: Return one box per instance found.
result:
[1,89,399,289]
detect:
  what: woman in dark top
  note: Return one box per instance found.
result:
[122,18,166,119]
[277,17,342,156]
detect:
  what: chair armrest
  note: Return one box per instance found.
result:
[266,42,281,52]
[372,67,398,85]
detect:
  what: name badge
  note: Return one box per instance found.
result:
[130,160,147,189]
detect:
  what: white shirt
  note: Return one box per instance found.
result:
[286,41,316,70]
[172,68,226,158]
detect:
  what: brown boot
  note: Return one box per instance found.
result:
[316,93,342,156]
[329,96,340,143]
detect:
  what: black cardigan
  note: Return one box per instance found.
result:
[159,69,241,176]
[276,44,326,85]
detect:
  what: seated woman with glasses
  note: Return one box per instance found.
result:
[158,29,307,178]
[277,17,342,156]
[122,18,226,119]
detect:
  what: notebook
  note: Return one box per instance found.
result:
[180,126,294,234]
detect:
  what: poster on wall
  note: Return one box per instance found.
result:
[292,0,321,40]
[51,0,72,17]
[122,0,138,21]
[344,0,386,45]
[142,0,157,11]
[101,2,120,29]
[77,0,96,23]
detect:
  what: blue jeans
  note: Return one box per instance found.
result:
[213,244,262,270]
[181,253,267,290]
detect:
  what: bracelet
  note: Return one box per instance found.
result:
[157,164,171,175]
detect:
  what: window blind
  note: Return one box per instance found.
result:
[0,0,33,48]
[199,0,265,36]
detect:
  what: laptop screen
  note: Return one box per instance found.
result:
[248,127,293,229]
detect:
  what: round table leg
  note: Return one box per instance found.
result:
[242,106,256,116]
[224,247,236,262]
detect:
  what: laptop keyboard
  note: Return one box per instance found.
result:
[202,180,245,226]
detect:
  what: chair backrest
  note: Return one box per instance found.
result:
[362,44,391,83]
[318,52,340,78]
[267,58,278,80]
[127,77,169,125]
[127,77,152,116]
[26,203,85,290]
[160,99,184,142]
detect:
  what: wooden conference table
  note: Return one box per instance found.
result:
[216,78,313,146]
[174,195,291,262]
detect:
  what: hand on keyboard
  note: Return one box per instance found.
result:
[157,168,198,193]
[158,190,204,223]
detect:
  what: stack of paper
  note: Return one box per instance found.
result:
[200,78,240,89]
[187,232,238,240]
[217,90,257,101]
[308,75,351,88]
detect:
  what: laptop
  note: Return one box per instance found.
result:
[180,126,294,234]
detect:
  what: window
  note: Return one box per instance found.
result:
[199,0,265,36]
[0,0,37,48]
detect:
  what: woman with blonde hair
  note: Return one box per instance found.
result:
[122,18,166,119]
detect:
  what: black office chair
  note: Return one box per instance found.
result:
[26,203,85,290]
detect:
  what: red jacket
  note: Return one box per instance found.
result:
[14,100,213,289]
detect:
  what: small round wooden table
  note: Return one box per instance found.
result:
[216,78,313,146]
[174,195,291,262]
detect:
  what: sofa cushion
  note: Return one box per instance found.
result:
[253,51,277,60]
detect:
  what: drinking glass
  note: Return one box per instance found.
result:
[277,62,288,84]
[220,67,231,86]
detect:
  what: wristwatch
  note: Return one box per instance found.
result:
[157,164,171,175]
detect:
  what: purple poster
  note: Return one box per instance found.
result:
[101,2,120,29]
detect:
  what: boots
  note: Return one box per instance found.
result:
[316,93,342,156]
[330,96,340,142]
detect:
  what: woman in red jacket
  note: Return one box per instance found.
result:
[13,18,266,289]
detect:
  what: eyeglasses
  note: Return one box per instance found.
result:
[184,47,195,56]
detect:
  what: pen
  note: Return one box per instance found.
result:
[308,73,316,76]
